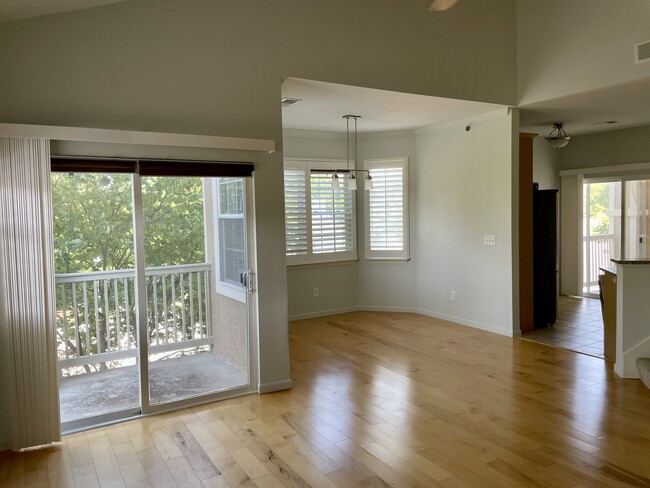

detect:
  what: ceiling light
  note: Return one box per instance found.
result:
[331,173,340,189]
[365,173,373,191]
[281,98,301,108]
[342,114,361,191]
[545,122,571,149]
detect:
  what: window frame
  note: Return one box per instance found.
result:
[284,158,358,266]
[363,157,410,262]
[214,177,247,302]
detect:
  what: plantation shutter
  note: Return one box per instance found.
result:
[284,166,308,256]
[369,167,404,250]
[365,158,409,260]
[310,171,354,254]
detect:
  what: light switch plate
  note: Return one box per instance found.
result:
[484,234,496,246]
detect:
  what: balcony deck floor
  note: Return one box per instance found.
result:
[59,352,248,423]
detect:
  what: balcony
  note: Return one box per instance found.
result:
[584,234,615,295]
[56,263,248,424]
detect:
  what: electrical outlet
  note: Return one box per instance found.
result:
[313,288,319,297]
[484,234,496,246]
[450,290,456,301]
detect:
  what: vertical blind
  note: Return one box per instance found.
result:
[0,137,61,450]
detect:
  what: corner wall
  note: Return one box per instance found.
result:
[414,110,516,336]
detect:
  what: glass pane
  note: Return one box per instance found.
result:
[52,172,139,424]
[143,176,249,406]
[583,181,621,295]
[625,180,650,260]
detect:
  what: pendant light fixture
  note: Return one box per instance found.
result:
[321,114,373,190]
[545,122,571,149]
[343,115,360,190]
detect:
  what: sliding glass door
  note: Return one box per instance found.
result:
[582,181,621,296]
[140,176,250,407]
[52,166,255,430]
[53,172,141,428]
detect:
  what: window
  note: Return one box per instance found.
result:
[284,159,357,265]
[364,158,409,260]
[215,177,246,300]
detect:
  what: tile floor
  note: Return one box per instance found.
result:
[523,295,605,359]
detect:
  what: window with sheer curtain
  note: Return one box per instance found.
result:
[284,159,357,265]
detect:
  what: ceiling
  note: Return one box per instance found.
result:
[0,0,128,23]
[281,78,504,133]
[282,77,650,138]
[519,77,650,137]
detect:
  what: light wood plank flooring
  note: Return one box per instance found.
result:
[2,311,650,487]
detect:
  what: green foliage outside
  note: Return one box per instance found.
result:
[589,183,611,236]
[52,173,205,273]
[51,173,208,371]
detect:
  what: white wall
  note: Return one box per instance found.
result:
[0,0,517,446]
[357,131,418,311]
[560,125,650,171]
[533,137,560,190]
[415,110,516,336]
[517,0,650,104]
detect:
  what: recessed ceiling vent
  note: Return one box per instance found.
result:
[635,40,650,64]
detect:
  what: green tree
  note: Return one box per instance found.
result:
[589,183,610,236]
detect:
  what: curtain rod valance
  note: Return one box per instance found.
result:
[51,158,254,177]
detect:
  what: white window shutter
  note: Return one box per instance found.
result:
[365,158,409,260]
[284,167,308,256]
[310,172,354,254]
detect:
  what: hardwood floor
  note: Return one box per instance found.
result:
[2,311,650,487]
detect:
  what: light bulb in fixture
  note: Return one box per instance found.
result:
[331,173,340,190]
[545,122,571,149]
[365,174,373,191]
[347,173,357,190]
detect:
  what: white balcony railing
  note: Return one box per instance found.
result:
[55,263,212,372]
[584,234,614,288]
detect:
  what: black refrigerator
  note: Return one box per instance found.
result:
[533,188,558,329]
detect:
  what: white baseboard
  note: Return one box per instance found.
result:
[414,307,515,337]
[616,334,650,379]
[288,306,358,321]
[258,379,293,394]
[289,305,515,338]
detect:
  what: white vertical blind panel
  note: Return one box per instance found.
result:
[284,167,308,256]
[369,167,404,250]
[0,137,60,449]
[310,173,354,254]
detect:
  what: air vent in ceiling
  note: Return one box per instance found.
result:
[635,39,650,64]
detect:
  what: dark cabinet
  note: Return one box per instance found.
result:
[533,189,558,328]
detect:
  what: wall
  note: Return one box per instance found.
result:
[517,0,650,104]
[415,110,516,336]
[0,0,517,445]
[357,131,418,311]
[560,125,650,171]
[533,137,561,189]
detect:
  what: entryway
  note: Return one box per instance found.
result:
[522,296,604,359]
